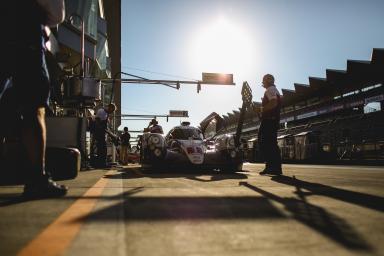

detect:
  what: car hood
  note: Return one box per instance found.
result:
[178,139,205,164]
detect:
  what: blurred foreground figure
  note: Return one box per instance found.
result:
[0,1,68,198]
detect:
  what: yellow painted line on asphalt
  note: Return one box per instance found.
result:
[17,171,113,256]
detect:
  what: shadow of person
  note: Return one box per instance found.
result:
[271,175,384,213]
[0,187,146,207]
[74,194,285,223]
[0,194,27,207]
[239,181,373,252]
[186,170,248,183]
[104,166,248,182]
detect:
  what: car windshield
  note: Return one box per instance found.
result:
[169,128,203,140]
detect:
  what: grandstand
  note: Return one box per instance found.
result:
[200,48,384,162]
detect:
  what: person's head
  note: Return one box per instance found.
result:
[262,74,275,88]
[124,127,128,132]
[150,118,158,125]
[106,103,117,114]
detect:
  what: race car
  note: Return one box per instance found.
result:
[139,122,243,172]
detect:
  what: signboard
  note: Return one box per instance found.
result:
[169,110,189,117]
[202,73,234,85]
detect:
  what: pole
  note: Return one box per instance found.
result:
[68,14,84,77]
[235,101,247,148]
[111,111,117,164]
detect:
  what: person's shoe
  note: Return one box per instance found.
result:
[268,170,282,176]
[93,163,110,169]
[259,168,282,175]
[259,168,272,175]
[23,177,68,199]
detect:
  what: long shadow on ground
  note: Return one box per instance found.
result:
[72,169,373,252]
[271,175,384,213]
[239,181,373,251]
[105,167,249,183]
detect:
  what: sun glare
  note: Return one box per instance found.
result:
[190,17,254,75]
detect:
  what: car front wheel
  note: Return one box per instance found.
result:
[221,163,243,173]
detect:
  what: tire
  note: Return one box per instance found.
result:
[222,163,243,173]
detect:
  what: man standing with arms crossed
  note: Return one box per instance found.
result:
[257,74,282,175]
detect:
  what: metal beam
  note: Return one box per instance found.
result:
[101,78,235,86]
[121,118,153,121]
[117,114,168,118]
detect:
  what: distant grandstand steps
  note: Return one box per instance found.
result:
[326,69,347,79]
[347,60,371,72]
[371,48,384,65]
[326,69,347,89]
[294,83,311,94]
[308,77,327,90]
[227,112,235,120]
[233,109,240,119]
[282,88,296,98]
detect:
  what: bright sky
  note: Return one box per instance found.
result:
[120,0,384,140]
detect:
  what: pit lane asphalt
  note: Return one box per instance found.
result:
[0,163,383,256]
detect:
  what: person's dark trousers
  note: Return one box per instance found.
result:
[258,119,282,172]
[93,120,109,167]
[95,136,107,168]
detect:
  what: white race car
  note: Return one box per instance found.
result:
[140,122,243,172]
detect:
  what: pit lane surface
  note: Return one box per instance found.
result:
[0,163,383,256]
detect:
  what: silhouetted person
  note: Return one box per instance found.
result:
[257,74,282,175]
[147,119,163,134]
[0,0,67,198]
[92,103,117,168]
[120,127,131,165]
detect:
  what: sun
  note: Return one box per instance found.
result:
[190,17,254,75]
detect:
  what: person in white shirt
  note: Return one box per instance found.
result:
[92,103,116,168]
[257,74,282,175]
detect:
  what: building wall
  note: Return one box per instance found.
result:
[103,0,122,128]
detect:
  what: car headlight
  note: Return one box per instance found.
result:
[154,148,162,157]
[227,137,235,147]
[149,136,160,145]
